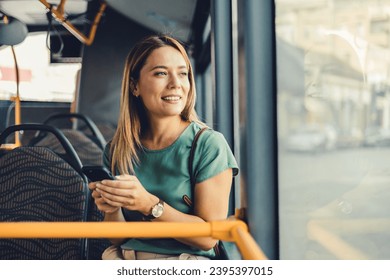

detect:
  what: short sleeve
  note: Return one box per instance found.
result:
[193,130,239,183]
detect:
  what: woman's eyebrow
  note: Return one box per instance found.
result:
[149,65,187,71]
[150,65,168,71]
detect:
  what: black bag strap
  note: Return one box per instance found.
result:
[188,127,208,189]
[183,127,208,208]
[186,126,223,258]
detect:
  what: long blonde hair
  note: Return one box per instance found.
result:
[110,35,203,175]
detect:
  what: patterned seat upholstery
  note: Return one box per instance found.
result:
[85,202,111,260]
[27,128,110,259]
[0,146,88,259]
[0,124,91,259]
[1,123,111,260]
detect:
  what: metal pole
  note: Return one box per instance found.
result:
[211,0,233,146]
[244,0,279,259]
[211,0,238,216]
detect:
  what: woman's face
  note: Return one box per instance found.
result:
[134,46,190,121]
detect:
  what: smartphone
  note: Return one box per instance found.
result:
[82,165,115,182]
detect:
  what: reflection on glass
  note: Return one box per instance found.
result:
[276,0,390,259]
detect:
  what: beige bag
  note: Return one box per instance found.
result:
[101,245,209,260]
[102,245,124,260]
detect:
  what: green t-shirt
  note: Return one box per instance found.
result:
[103,122,239,258]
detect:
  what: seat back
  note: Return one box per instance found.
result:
[0,124,89,259]
[28,113,106,166]
[85,202,111,260]
[91,121,117,142]
[43,113,106,149]
[33,129,104,166]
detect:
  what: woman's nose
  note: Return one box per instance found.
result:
[168,74,181,88]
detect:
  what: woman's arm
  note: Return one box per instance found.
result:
[168,168,233,250]
[95,168,233,251]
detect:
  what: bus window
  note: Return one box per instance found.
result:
[276,0,390,259]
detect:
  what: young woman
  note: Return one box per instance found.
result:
[88,35,239,260]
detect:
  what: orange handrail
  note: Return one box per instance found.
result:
[0,220,267,260]
[39,0,106,46]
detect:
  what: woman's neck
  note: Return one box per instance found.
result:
[142,116,189,150]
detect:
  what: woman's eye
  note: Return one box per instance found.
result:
[155,72,167,76]
[180,72,188,77]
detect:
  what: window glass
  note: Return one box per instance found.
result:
[276,0,390,259]
[202,64,215,127]
[0,32,81,102]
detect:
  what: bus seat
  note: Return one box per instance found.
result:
[89,121,117,143]
[31,129,104,166]
[0,124,89,259]
[29,130,113,259]
[2,124,112,259]
[42,113,106,149]
[27,113,106,166]
[84,203,111,260]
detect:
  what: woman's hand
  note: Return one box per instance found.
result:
[88,181,120,214]
[89,179,127,245]
[94,175,158,216]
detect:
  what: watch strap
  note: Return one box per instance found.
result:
[144,198,164,221]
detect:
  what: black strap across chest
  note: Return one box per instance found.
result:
[188,127,209,191]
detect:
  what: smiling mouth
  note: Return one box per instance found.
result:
[162,96,181,101]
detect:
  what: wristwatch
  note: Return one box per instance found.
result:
[145,199,165,220]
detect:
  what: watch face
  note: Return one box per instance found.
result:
[152,203,164,218]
